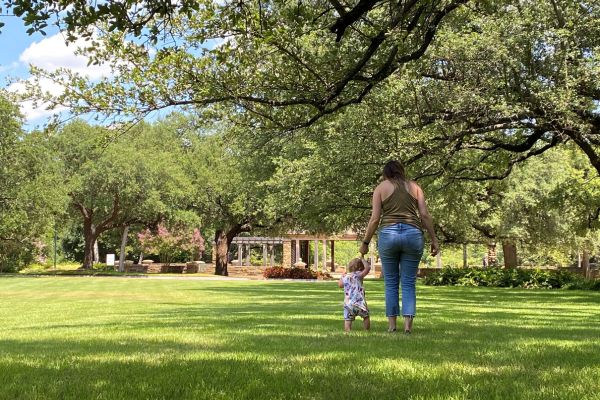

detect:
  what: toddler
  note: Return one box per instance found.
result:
[338,257,371,332]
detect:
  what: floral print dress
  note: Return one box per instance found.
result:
[342,272,369,321]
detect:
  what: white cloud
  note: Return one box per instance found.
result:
[8,78,68,121]
[19,33,113,80]
[13,32,114,122]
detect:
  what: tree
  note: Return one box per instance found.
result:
[234,77,599,268]
[0,91,67,271]
[163,115,280,275]
[8,1,599,270]
[53,120,194,269]
[399,0,600,176]
[138,223,205,265]
[9,1,599,178]
[421,143,600,267]
[14,0,468,130]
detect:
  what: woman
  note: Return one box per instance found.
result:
[359,160,439,333]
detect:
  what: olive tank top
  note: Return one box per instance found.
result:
[380,180,422,230]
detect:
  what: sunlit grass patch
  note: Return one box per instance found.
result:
[0,277,599,399]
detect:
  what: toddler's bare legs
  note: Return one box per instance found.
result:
[363,317,370,330]
[344,320,352,332]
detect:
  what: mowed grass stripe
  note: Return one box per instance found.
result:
[0,277,599,400]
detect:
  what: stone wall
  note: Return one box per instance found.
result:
[282,240,292,268]
[124,262,205,274]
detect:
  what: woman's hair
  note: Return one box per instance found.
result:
[348,258,366,273]
[383,160,406,182]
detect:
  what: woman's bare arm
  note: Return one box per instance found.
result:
[359,187,382,255]
[413,182,439,256]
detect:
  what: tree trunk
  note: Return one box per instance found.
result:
[93,239,100,264]
[118,225,129,272]
[214,230,230,276]
[214,223,252,276]
[462,243,468,268]
[502,240,518,269]
[82,220,97,269]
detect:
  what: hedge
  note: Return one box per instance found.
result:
[423,267,599,290]
[263,266,332,280]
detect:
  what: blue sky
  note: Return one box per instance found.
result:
[0,15,114,129]
[0,15,48,80]
[1,14,224,130]
[1,15,59,127]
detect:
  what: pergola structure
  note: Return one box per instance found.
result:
[229,236,285,267]
[286,231,363,271]
[214,231,375,271]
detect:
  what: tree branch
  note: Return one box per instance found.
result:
[564,129,600,176]
[330,0,381,42]
[96,193,121,233]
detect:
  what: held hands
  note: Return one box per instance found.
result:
[359,242,369,256]
[430,239,440,257]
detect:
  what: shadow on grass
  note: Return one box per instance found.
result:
[1,280,599,399]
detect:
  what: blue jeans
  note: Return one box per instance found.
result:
[377,223,424,317]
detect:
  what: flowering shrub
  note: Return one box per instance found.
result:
[315,271,333,280]
[263,267,333,280]
[137,224,205,264]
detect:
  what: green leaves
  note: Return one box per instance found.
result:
[52,119,197,239]
[0,92,67,269]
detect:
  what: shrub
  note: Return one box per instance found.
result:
[423,267,594,290]
[263,267,332,280]
[564,278,600,291]
[138,224,205,264]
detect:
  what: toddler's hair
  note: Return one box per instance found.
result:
[348,258,367,273]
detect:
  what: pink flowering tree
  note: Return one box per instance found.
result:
[137,223,205,265]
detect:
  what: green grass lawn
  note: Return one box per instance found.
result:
[1,277,599,400]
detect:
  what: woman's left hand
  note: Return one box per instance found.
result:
[359,242,369,256]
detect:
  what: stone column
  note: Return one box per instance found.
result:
[269,244,275,266]
[322,240,327,272]
[313,240,319,271]
[331,240,335,271]
[237,244,242,266]
[283,240,292,268]
[245,244,251,267]
[583,249,590,279]
[211,242,217,265]
[436,251,442,269]
[487,242,497,266]
[262,245,268,267]
[295,240,300,264]
[373,261,382,278]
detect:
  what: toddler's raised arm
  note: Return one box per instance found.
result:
[357,260,371,280]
